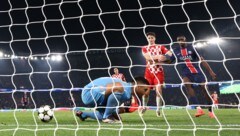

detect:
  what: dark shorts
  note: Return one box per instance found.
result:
[182,72,205,83]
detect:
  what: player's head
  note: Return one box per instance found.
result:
[131,76,149,96]
[113,68,119,74]
[146,32,156,45]
[177,35,187,47]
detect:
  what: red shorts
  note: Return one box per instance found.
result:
[213,100,219,104]
[145,68,165,86]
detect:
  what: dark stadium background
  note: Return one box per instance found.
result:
[0,0,239,109]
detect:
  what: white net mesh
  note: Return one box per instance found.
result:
[0,0,240,135]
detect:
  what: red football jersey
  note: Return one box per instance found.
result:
[142,44,169,73]
[211,93,218,101]
[112,73,126,81]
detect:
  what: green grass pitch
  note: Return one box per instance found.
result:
[0,109,240,136]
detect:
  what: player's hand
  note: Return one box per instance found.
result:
[148,60,154,65]
[138,106,148,116]
[158,55,166,62]
[210,71,217,80]
[148,59,158,64]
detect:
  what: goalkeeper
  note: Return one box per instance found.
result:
[76,76,149,123]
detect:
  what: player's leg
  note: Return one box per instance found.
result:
[183,76,199,105]
[140,87,150,115]
[212,100,217,109]
[140,70,153,115]
[214,100,219,109]
[194,73,215,118]
[78,88,107,120]
[199,84,215,118]
[182,76,204,117]
[155,84,162,117]
[154,71,164,117]
[102,92,122,123]
[70,101,74,107]
[142,88,150,107]
[24,102,28,109]
[81,88,105,107]
[22,103,25,109]
[76,110,104,121]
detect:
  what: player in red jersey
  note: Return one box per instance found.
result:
[112,68,126,82]
[21,92,29,109]
[211,91,219,109]
[141,32,172,117]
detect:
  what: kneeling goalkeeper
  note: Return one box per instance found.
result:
[76,76,149,123]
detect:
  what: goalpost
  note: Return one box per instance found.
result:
[0,0,240,136]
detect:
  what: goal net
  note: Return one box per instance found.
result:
[0,0,240,136]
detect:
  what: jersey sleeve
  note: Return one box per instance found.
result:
[142,46,147,54]
[169,52,176,62]
[160,45,169,54]
[169,47,177,63]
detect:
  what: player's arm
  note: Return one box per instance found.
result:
[142,52,161,60]
[159,51,173,61]
[142,47,160,64]
[157,45,175,63]
[122,74,126,82]
[142,52,159,64]
[155,50,174,64]
[142,51,172,64]
[200,57,217,80]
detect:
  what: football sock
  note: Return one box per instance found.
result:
[196,106,202,110]
[156,96,161,111]
[208,102,212,112]
[142,95,149,107]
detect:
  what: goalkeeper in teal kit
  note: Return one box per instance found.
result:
[76,76,149,123]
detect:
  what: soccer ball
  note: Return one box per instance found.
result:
[38,105,53,122]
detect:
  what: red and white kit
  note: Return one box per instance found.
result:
[142,44,169,85]
[112,73,126,81]
[211,93,219,104]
